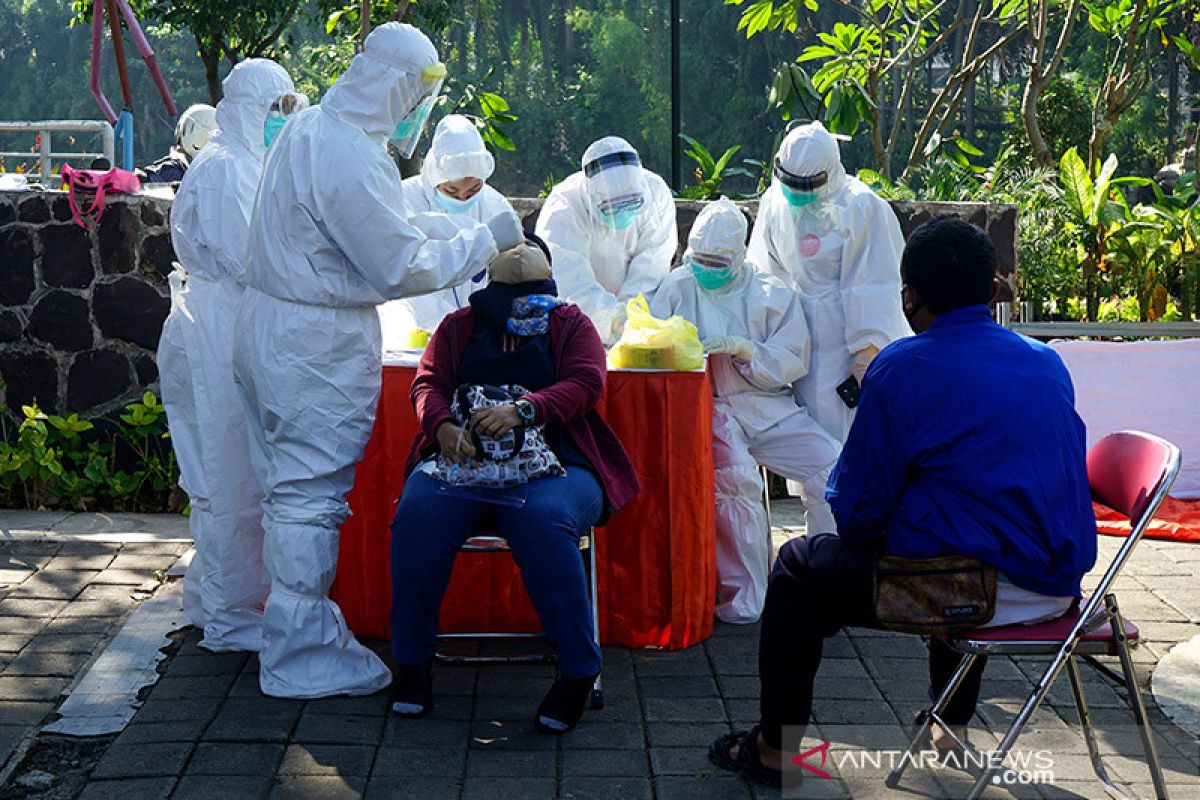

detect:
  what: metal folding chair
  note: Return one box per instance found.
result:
[435,528,604,709]
[886,431,1181,799]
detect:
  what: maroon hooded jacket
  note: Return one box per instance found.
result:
[404,303,641,514]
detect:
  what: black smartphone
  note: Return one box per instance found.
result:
[836,376,861,409]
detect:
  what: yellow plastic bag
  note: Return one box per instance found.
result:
[608,294,704,371]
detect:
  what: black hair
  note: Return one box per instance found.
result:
[900,216,996,315]
[525,231,552,266]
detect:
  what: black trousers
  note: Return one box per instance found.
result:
[758,533,987,749]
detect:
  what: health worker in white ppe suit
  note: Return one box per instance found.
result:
[652,198,840,623]
[535,136,677,345]
[233,23,525,699]
[378,114,517,347]
[747,121,910,444]
[159,58,304,653]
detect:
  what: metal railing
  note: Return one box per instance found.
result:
[994,301,1200,339]
[0,121,116,187]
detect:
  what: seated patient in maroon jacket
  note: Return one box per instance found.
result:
[389,232,640,734]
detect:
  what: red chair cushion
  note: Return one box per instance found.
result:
[953,601,1138,643]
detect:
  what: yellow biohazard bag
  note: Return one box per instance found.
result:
[608,294,704,371]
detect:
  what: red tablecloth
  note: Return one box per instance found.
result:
[331,365,717,649]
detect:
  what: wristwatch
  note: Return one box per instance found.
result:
[514,399,537,425]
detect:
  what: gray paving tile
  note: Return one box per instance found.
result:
[372,746,466,778]
[173,774,274,800]
[647,721,732,748]
[150,674,238,699]
[464,748,555,777]
[638,675,718,698]
[382,717,470,748]
[133,698,221,724]
[2,648,91,676]
[271,776,369,799]
[468,719,556,750]
[0,633,36,652]
[164,653,249,676]
[292,712,385,745]
[304,693,389,716]
[559,777,653,800]
[0,700,54,726]
[643,697,727,723]
[21,632,103,653]
[187,743,285,776]
[91,569,157,585]
[656,775,754,800]
[57,600,134,617]
[115,719,211,745]
[78,778,176,800]
[108,553,181,571]
[39,615,115,635]
[461,777,556,800]
[91,742,193,779]
[363,777,460,799]
[0,598,69,617]
[561,747,649,777]
[44,554,115,571]
[278,743,376,777]
[0,615,47,635]
[650,746,715,776]
[473,695,538,721]
[0,676,67,701]
[559,721,645,750]
[6,571,99,599]
[631,648,712,676]
[204,698,303,742]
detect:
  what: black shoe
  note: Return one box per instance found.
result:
[535,672,599,734]
[390,661,432,718]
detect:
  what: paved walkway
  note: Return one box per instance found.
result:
[0,505,1197,799]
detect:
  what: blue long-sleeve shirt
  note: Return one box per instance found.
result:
[826,305,1097,597]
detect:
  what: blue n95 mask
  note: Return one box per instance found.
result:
[435,190,479,215]
[600,206,641,230]
[780,184,819,208]
[689,260,736,291]
[263,111,287,149]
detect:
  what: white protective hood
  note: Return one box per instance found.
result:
[212,58,294,162]
[685,197,748,281]
[422,114,495,186]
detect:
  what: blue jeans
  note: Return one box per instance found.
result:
[390,469,604,679]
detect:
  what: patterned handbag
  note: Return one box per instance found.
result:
[433,384,565,490]
[874,555,997,634]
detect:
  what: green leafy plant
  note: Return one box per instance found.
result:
[678,134,760,200]
[0,385,180,513]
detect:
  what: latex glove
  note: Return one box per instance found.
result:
[703,336,755,365]
[486,209,525,251]
[409,211,469,240]
[849,343,880,384]
[610,305,628,343]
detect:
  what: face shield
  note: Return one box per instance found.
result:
[584,150,646,230]
[263,92,310,149]
[684,198,747,292]
[390,63,447,159]
[773,159,828,208]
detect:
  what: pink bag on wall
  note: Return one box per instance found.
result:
[60,163,141,229]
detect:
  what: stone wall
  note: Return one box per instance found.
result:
[0,191,175,418]
[1,190,1016,420]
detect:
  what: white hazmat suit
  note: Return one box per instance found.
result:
[535,136,677,345]
[378,114,516,344]
[159,58,296,652]
[233,23,520,698]
[652,199,840,623]
[747,122,910,443]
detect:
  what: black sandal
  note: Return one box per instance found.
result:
[708,725,783,788]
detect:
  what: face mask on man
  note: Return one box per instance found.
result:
[435,190,479,215]
[690,260,736,291]
[600,206,641,230]
[263,111,287,149]
[780,184,819,209]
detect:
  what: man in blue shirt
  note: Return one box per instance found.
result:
[710,217,1097,787]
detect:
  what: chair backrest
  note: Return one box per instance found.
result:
[1082,431,1181,617]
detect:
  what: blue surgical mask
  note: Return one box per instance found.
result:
[600,207,641,230]
[263,112,287,149]
[689,260,735,291]
[780,184,819,208]
[434,190,479,215]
